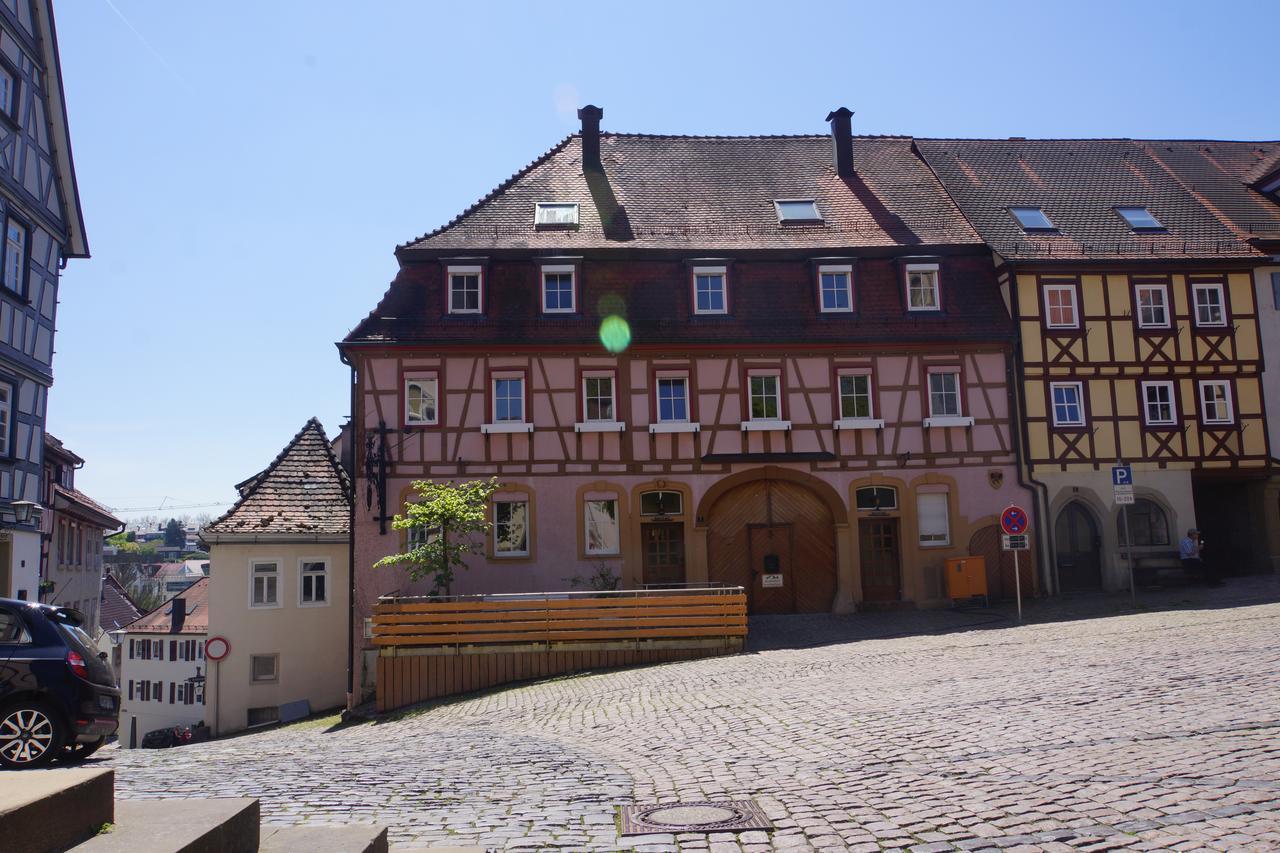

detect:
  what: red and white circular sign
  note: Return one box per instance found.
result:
[205,636,230,661]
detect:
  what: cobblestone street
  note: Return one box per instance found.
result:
[104,579,1280,851]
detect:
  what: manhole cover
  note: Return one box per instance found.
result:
[619,800,772,835]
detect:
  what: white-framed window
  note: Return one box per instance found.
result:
[447,265,483,314]
[299,559,328,606]
[404,376,438,426]
[917,492,951,547]
[250,654,279,683]
[1193,283,1226,327]
[748,373,782,420]
[1043,284,1079,329]
[1010,207,1055,231]
[541,265,576,313]
[906,263,940,311]
[656,376,690,423]
[774,199,822,222]
[3,217,26,296]
[927,371,961,417]
[584,499,620,555]
[493,376,525,422]
[1199,381,1234,425]
[1116,206,1164,231]
[1050,382,1085,427]
[582,374,615,422]
[1135,284,1170,328]
[0,65,14,118]
[1142,381,1177,427]
[693,266,727,315]
[0,380,11,457]
[838,373,873,419]
[249,560,280,608]
[818,265,853,313]
[534,202,579,227]
[493,500,529,557]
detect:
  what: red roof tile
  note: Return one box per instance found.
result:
[99,574,142,632]
[125,577,208,634]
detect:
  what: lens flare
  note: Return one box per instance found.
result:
[599,315,631,353]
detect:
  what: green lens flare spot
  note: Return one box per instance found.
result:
[599,316,631,353]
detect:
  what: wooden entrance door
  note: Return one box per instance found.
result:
[641,522,686,586]
[859,518,901,602]
[1055,503,1101,591]
[748,524,794,614]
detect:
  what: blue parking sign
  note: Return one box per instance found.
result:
[1112,465,1132,486]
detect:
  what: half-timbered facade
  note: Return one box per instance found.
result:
[341,108,1035,698]
[919,139,1275,591]
[0,2,88,601]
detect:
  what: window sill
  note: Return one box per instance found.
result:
[0,284,29,308]
[924,416,974,428]
[834,418,884,430]
[481,422,533,435]
[919,540,952,549]
[741,420,792,432]
[649,422,700,434]
[575,421,625,433]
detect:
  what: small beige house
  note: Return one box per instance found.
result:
[203,418,351,735]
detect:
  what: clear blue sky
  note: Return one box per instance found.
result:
[52,1,1276,521]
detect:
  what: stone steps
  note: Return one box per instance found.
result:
[71,797,260,852]
[0,766,115,853]
[261,824,388,853]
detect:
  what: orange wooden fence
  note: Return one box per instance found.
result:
[373,587,746,712]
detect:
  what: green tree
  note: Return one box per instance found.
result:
[374,478,498,595]
[164,518,185,547]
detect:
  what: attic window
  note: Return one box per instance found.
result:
[1116,206,1164,231]
[534,203,579,227]
[774,200,823,223]
[1010,207,1055,232]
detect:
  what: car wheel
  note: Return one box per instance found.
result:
[59,736,106,763]
[0,700,66,769]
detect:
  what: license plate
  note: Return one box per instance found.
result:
[98,695,116,711]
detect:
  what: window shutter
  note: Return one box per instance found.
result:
[128,639,134,659]
[170,682,175,704]
[128,680,133,700]
[917,493,950,542]
[170,640,177,661]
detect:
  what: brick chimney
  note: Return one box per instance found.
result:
[826,107,854,179]
[170,596,186,634]
[578,104,604,172]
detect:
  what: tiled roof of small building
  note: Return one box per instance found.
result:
[202,418,351,539]
[915,138,1264,261]
[125,577,209,634]
[99,574,142,633]
[52,484,123,529]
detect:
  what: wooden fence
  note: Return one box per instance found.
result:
[373,586,747,712]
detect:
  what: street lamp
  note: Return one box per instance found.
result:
[10,500,36,525]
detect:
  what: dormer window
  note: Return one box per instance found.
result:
[905,263,941,312]
[541,264,576,313]
[446,265,483,314]
[1116,206,1164,231]
[534,202,579,227]
[1010,207,1055,232]
[774,200,822,223]
[692,266,728,315]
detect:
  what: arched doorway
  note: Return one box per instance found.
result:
[1055,502,1102,591]
[706,476,838,614]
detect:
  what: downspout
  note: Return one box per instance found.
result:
[339,350,357,713]
[1005,263,1056,595]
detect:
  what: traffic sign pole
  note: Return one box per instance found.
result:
[1114,463,1136,603]
[1001,504,1030,623]
[1013,548,1022,623]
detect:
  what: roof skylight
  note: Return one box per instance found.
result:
[1010,206,1055,231]
[774,200,823,223]
[1115,206,1164,231]
[534,202,579,227]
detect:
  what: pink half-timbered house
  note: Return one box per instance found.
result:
[340,107,1035,695]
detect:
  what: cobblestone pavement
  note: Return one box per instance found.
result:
[105,577,1280,851]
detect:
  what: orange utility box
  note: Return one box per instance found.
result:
[945,556,988,601]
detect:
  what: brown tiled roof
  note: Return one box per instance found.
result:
[125,577,208,634]
[916,139,1263,261]
[1139,141,1280,243]
[52,484,122,529]
[400,134,983,253]
[202,418,351,539]
[99,574,142,633]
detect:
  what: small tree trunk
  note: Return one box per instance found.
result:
[441,525,451,596]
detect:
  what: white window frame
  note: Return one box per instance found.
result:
[534,202,579,227]
[1010,206,1055,231]
[404,376,439,426]
[924,369,973,428]
[743,371,790,430]
[650,374,699,433]
[1049,381,1086,427]
[1043,284,1079,329]
[917,492,951,547]
[1135,284,1170,329]
[249,559,281,609]
[1199,380,1234,425]
[250,653,279,684]
[1192,282,1227,328]
[540,264,576,314]
[834,371,883,429]
[774,199,823,222]
[905,263,941,312]
[3,217,26,297]
[446,265,483,315]
[584,498,620,556]
[576,372,623,432]
[0,65,14,118]
[488,374,528,428]
[693,266,728,315]
[298,558,329,608]
[1116,206,1164,231]
[493,499,530,557]
[1141,381,1177,427]
[818,264,853,313]
[0,380,11,458]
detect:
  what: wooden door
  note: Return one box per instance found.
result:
[1055,503,1101,591]
[748,524,794,614]
[641,523,686,586]
[859,518,901,602]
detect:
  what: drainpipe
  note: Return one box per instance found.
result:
[339,351,357,712]
[1005,263,1056,595]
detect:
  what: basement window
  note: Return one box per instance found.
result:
[774,200,822,223]
[1116,206,1164,231]
[1010,207,1055,231]
[534,202,579,227]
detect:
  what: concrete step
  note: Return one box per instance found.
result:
[260,824,389,853]
[0,766,114,853]
[71,797,259,853]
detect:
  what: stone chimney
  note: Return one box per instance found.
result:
[578,104,604,172]
[170,596,186,634]
[825,107,854,179]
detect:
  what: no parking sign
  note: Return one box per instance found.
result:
[1000,505,1030,536]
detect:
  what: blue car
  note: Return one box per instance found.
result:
[0,598,120,768]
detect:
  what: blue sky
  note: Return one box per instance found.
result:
[52,1,1276,521]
